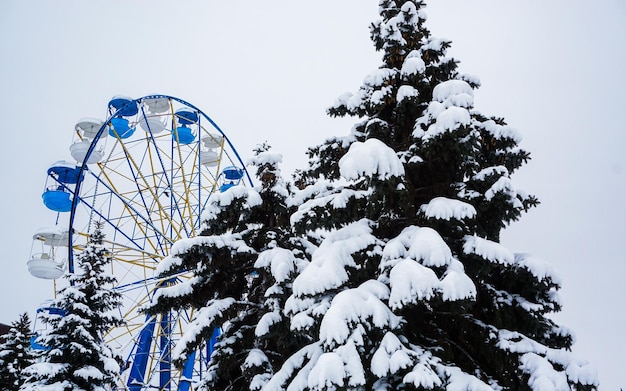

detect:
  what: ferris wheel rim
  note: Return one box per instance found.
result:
[54,94,252,389]
[66,94,253,274]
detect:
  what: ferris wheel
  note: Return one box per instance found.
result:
[28,95,252,390]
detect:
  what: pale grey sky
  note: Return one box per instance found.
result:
[0,1,624,390]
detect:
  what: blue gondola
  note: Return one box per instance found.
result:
[42,162,82,212]
[172,126,196,144]
[223,166,244,181]
[109,117,135,139]
[175,108,198,125]
[30,303,67,350]
[109,96,139,117]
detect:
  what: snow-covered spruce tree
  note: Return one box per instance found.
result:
[269,1,597,390]
[0,312,36,390]
[20,223,124,391]
[144,144,309,390]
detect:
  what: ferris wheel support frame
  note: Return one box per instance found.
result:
[66,94,253,274]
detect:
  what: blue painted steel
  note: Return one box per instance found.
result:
[160,313,172,390]
[109,96,139,117]
[172,126,196,144]
[208,327,220,357]
[127,316,157,391]
[47,164,82,184]
[30,335,48,351]
[178,350,197,391]
[219,183,236,192]
[30,306,67,350]
[175,108,198,125]
[223,166,244,180]
[42,189,73,212]
[109,117,135,139]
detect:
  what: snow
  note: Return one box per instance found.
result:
[514,253,562,284]
[371,332,414,377]
[424,106,471,138]
[292,220,380,296]
[397,85,419,103]
[432,80,474,104]
[370,86,393,106]
[472,165,509,181]
[440,269,477,301]
[402,346,442,389]
[255,247,296,283]
[262,343,323,391]
[319,280,401,348]
[244,348,269,369]
[346,89,368,112]
[156,233,253,274]
[247,149,283,166]
[290,312,315,332]
[484,176,515,201]
[388,259,440,309]
[171,298,235,362]
[290,182,372,226]
[496,329,598,388]
[337,341,366,387]
[520,353,569,391]
[420,197,477,220]
[463,235,515,265]
[255,311,281,337]
[382,226,453,269]
[442,366,494,391]
[74,365,105,381]
[363,68,397,89]
[307,341,366,389]
[481,119,522,143]
[338,138,405,181]
[200,185,262,223]
[401,51,426,76]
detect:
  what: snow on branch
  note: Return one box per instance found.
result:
[307,341,366,389]
[262,342,324,391]
[319,280,401,348]
[497,329,598,389]
[371,332,416,378]
[382,226,454,269]
[292,219,380,296]
[420,197,477,221]
[463,235,515,265]
[255,247,296,284]
[156,234,253,274]
[339,138,405,181]
[514,253,562,285]
[171,298,236,363]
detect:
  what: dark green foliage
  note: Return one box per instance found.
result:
[20,222,124,391]
[0,313,36,391]
[145,144,309,390]
[273,1,595,390]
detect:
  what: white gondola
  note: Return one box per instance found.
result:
[28,226,69,280]
[202,134,224,149]
[71,118,106,164]
[143,96,170,114]
[200,150,219,167]
[139,115,167,134]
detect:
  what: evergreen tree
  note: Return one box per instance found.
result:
[20,223,124,391]
[0,313,36,390]
[145,144,308,390]
[269,1,598,390]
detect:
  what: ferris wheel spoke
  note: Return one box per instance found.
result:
[77,171,173,256]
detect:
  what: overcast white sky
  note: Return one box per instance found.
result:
[1,1,624,390]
